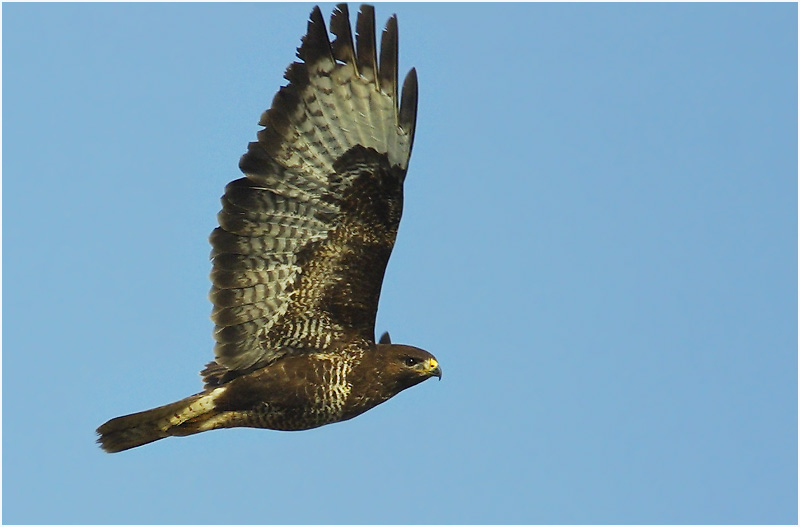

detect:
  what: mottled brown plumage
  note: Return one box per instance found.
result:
[96,3,439,454]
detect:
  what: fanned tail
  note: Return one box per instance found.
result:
[96,389,223,453]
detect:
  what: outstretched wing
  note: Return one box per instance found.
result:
[206,4,418,382]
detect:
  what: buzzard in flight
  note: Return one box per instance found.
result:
[97,3,439,453]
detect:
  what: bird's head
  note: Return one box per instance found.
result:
[376,343,441,392]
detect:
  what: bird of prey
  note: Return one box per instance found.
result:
[97,3,440,453]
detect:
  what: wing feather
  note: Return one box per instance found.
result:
[399,67,418,160]
[355,5,378,86]
[206,4,417,381]
[330,5,356,67]
[379,16,398,103]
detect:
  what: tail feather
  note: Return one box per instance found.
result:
[97,389,223,453]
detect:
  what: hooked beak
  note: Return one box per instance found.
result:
[427,358,442,380]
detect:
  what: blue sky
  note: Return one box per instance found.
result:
[3,2,797,524]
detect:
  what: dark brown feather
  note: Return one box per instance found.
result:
[379,15,399,103]
[330,4,356,65]
[399,67,418,152]
[355,5,378,84]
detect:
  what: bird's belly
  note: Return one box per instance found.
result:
[250,404,345,431]
[208,396,350,432]
[208,390,389,432]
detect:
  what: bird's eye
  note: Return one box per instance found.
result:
[403,356,419,367]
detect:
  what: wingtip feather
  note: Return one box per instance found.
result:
[330,3,355,66]
[379,15,399,105]
[297,5,332,65]
[355,4,378,85]
[399,67,418,142]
